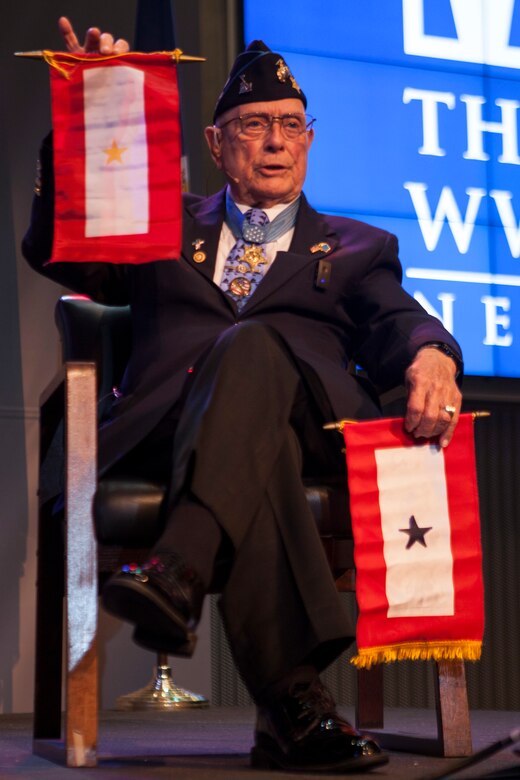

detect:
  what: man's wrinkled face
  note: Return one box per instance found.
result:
[204,98,314,208]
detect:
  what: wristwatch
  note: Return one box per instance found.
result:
[419,342,462,378]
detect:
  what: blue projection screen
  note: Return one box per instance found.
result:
[243,0,520,378]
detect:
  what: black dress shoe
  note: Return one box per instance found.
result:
[251,676,388,773]
[101,552,205,655]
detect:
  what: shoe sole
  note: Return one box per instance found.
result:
[102,575,196,655]
[250,746,389,773]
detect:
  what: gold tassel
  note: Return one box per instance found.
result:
[42,50,75,79]
[351,640,482,669]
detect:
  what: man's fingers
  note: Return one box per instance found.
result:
[84,27,102,52]
[57,18,128,55]
[403,399,423,434]
[405,407,457,443]
[405,399,441,439]
[98,32,115,54]
[405,393,462,446]
[98,33,130,55]
[58,17,101,53]
[439,407,461,448]
[113,38,131,54]
[58,16,82,52]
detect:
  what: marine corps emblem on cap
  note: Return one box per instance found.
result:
[276,58,301,94]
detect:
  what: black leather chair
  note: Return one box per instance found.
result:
[32,295,471,767]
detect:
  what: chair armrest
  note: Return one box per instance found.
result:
[64,361,97,522]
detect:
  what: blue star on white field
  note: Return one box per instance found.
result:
[399,515,432,550]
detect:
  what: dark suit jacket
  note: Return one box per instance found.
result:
[23,138,462,475]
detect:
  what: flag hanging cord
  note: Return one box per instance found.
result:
[41,50,187,79]
[15,49,206,79]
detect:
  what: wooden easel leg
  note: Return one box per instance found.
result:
[65,644,98,767]
[434,659,472,757]
[356,666,384,730]
[64,363,98,767]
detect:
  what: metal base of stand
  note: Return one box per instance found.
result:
[115,655,209,711]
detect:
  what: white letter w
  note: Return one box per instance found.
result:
[403,181,485,253]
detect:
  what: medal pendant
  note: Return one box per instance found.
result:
[242,245,266,272]
[229,277,252,297]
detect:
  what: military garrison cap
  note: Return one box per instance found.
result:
[213,40,307,123]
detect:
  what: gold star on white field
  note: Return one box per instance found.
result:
[103,140,128,164]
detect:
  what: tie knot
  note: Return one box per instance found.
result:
[242,208,269,243]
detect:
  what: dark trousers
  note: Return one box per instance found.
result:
[111,321,354,698]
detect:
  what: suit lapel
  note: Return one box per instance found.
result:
[182,190,226,282]
[243,194,339,313]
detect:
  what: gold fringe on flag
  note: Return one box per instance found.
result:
[351,640,482,669]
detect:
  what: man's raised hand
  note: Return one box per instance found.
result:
[58,16,129,55]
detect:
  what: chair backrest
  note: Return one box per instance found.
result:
[56,296,132,419]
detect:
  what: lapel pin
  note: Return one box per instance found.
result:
[192,239,206,263]
[310,242,331,254]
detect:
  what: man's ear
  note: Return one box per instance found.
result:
[204,126,223,168]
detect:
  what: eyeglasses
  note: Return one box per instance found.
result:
[216,112,316,139]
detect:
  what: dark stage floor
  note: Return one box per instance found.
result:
[2,707,520,779]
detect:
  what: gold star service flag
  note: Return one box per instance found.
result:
[46,51,182,264]
[343,413,484,668]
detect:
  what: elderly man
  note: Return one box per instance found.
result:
[23,17,463,774]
